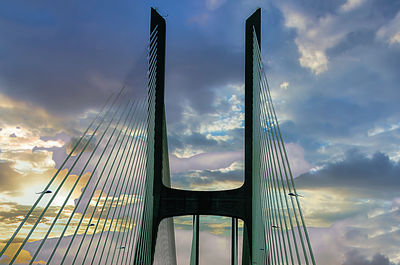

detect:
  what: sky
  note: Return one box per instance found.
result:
[1,0,400,264]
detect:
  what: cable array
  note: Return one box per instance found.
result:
[131,25,158,265]
[0,29,157,265]
[252,28,316,265]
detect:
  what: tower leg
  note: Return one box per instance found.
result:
[190,215,200,265]
[232,218,238,265]
[242,222,252,265]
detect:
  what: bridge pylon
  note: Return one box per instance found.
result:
[133,8,266,265]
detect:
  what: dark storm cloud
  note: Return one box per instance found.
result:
[165,44,242,120]
[168,132,218,151]
[171,165,243,190]
[66,136,97,156]
[168,128,244,154]
[0,1,150,116]
[0,0,250,122]
[342,250,399,265]
[296,149,400,196]
[161,3,255,124]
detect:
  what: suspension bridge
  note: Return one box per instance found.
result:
[0,8,316,265]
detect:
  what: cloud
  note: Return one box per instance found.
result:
[277,0,388,75]
[297,187,381,227]
[174,228,230,265]
[285,142,312,177]
[161,29,245,127]
[0,92,70,200]
[295,149,400,197]
[0,161,24,196]
[279,81,289,90]
[340,0,366,13]
[280,5,342,74]
[171,160,243,190]
[0,93,69,142]
[169,151,243,173]
[187,13,210,26]
[304,196,400,264]
[0,151,57,197]
[0,1,149,116]
[166,83,244,157]
[66,136,97,156]
[377,11,400,45]
[292,149,400,232]
[297,43,329,75]
[174,215,233,236]
[342,250,399,265]
[12,229,141,264]
[0,195,145,263]
[0,242,39,264]
[205,0,227,11]
[262,0,400,168]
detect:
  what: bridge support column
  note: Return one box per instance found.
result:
[232,218,238,265]
[190,215,200,265]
